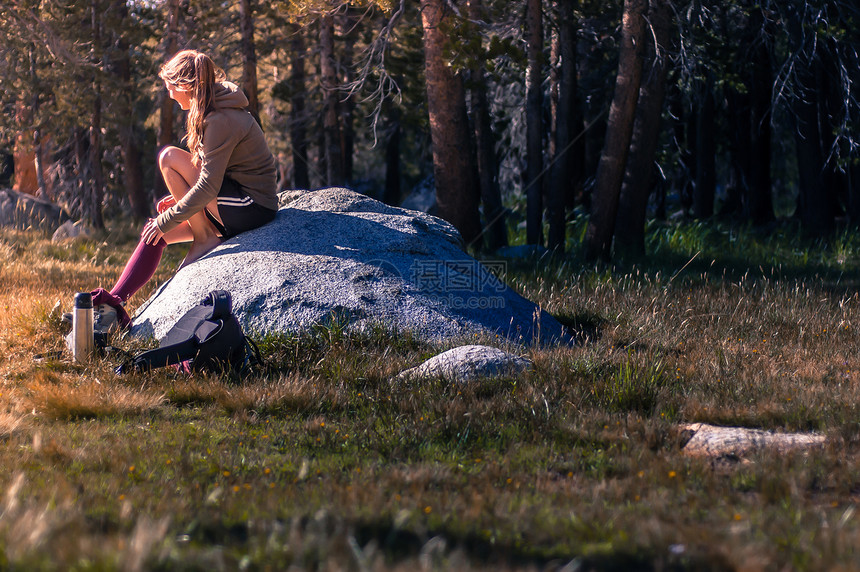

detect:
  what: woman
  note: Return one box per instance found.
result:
[92,49,278,332]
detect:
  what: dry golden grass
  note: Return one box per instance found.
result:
[27,378,166,421]
[3,224,860,569]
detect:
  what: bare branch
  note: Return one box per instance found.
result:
[342,0,406,145]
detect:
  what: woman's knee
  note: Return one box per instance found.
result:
[158,146,199,188]
[157,146,183,172]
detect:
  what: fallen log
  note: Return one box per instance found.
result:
[681,423,825,459]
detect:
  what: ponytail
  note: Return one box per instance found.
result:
[159,50,225,166]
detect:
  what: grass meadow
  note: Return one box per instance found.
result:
[2,218,860,570]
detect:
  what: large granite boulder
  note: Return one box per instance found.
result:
[130,187,568,345]
[0,188,70,231]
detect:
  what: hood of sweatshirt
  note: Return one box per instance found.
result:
[213,81,249,110]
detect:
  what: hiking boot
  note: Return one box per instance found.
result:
[94,304,119,334]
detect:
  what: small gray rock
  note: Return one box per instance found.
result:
[396,344,532,383]
[0,188,70,231]
[51,220,91,243]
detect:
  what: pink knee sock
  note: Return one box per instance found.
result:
[110,237,167,302]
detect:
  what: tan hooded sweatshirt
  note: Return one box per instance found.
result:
[155,81,278,234]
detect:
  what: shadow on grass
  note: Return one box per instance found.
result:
[177,514,736,571]
[552,312,605,346]
[504,218,860,292]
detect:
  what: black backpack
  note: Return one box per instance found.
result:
[116,290,261,374]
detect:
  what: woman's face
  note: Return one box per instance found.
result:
[165,81,192,110]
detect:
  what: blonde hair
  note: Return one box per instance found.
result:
[159,50,225,166]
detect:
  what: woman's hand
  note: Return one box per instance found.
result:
[141,218,165,245]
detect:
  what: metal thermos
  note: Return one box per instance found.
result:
[72,292,94,363]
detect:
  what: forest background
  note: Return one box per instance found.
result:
[1,0,858,259]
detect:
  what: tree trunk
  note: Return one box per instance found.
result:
[121,123,147,220]
[384,103,401,206]
[723,87,749,218]
[715,3,742,219]
[745,5,773,225]
[851,161,860,225]
[339,10,358,184]
[33,130,46,199]
[469,0,507,251]
[89,93,105,230]
[692,74,715,219]
[316,104,327,188]
[239,0,259,120]
[320,14,344,186]
[583,0,647,261]
[114,1,148,220]
[0,153,11,188]
[581,109,605,212]
[157,0,182,199]
[548,0,581,251]
[89,0,104,230]
[420,0,482,246]
[525,0,544,245]
[848,50,860,224]
[549,27,559,162]
[74,127,90,215]
[159,0,181,148]
[29,46,47,199]
[820,41,849,219]
[794,57,835,236]
[12,102,38,195]
[614,0,672,258]
[288,24,310,190]
[667,85,695,215]
[471,69,508,251]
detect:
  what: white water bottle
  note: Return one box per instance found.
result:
[72,292,94,363]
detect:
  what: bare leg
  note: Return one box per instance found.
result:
[158,146,224,267]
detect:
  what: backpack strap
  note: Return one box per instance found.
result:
[207,290,232,321]
[115,336,199,373]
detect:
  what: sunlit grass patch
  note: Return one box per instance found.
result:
[0,411,27,439]
[27,376,165,421]
[166,372,345,418]
[589,354,672,416]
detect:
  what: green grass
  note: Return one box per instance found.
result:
[3,220,860,569]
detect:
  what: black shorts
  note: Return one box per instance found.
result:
[205,176,277,239]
